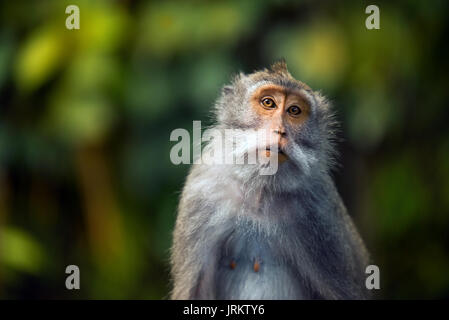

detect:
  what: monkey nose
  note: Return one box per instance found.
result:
[271,129,288,149]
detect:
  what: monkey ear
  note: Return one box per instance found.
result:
[270,59,291,76]
[222,85,234,94]
[223,72,245,94]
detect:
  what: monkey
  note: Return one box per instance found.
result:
[170,61,370,300]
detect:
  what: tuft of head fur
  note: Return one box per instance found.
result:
[267,59,291,76]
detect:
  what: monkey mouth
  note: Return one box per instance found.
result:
[264,146,288,163]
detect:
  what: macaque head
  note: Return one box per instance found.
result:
[213,61,337,189]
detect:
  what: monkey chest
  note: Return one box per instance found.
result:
[214,229,305,299]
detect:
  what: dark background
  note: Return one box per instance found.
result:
[0,0,448,299]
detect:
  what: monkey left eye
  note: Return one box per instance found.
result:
[287,105,302,116]
[261,97,276,109]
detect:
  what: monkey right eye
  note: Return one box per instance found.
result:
[261,97,276,109]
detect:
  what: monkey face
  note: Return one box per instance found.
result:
[249,83,312,164]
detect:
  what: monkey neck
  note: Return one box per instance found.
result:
[229,167,334,219]
[233,163,329,192]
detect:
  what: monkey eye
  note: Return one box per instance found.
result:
[261,97,276,109]
[287,105,302,116]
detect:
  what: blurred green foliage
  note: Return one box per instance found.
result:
[0,0,448,299]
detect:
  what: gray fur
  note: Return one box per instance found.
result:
[170,62,370,300]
